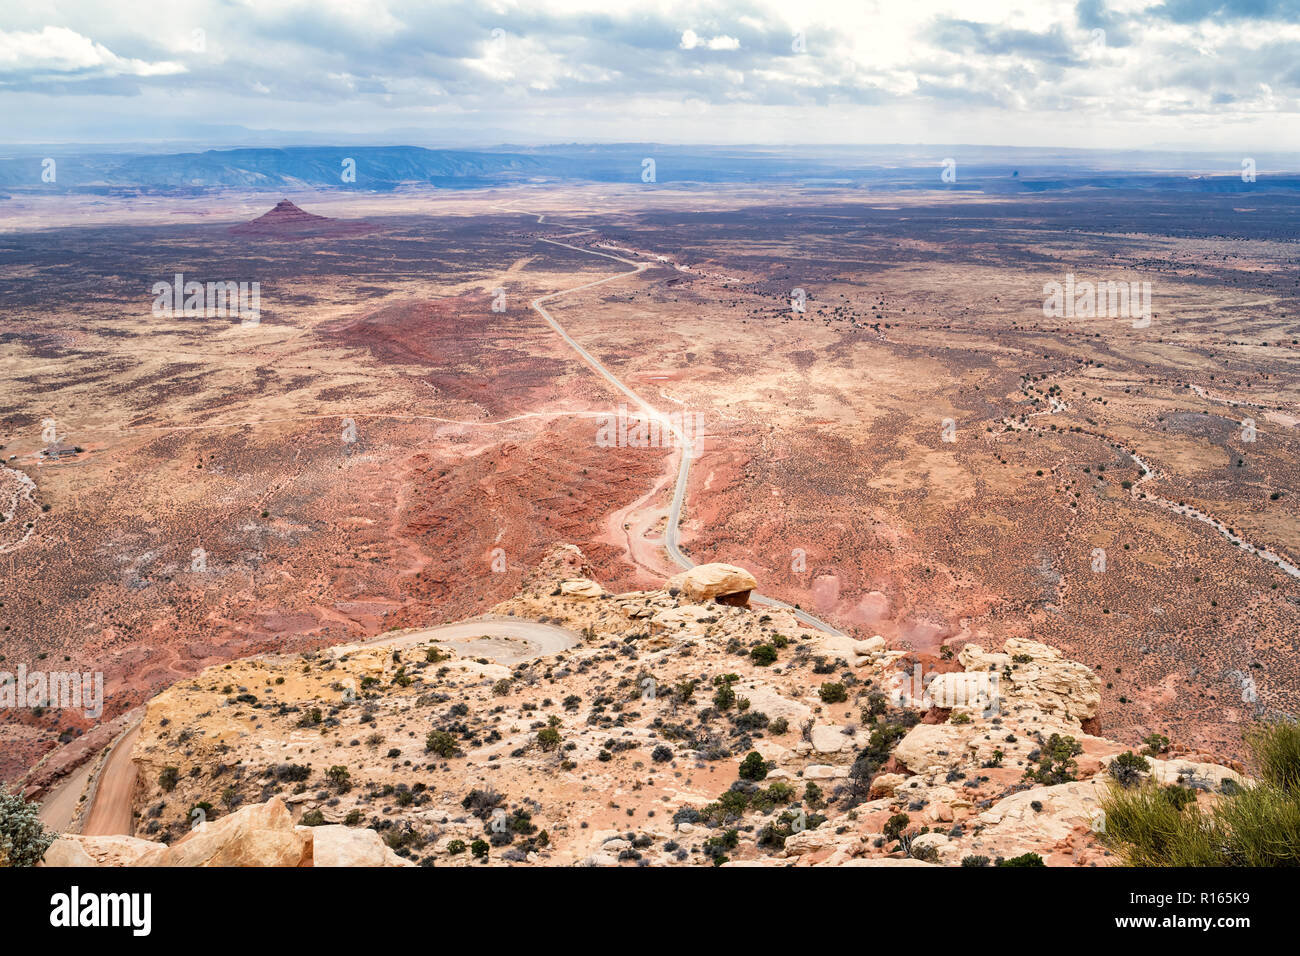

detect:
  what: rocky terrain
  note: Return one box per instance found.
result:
[40,546,1247,867]
[5,183,1297,788]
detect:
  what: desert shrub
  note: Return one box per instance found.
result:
[712,681,736,711]
[750,644,777,666]
[492,678,512,696]
[1141,732,1171,757]
[0,785,56,867]
[961,855,991,867]
[325,765,352,792]
[755,781,795,808]
[844,715,916,807]
[732,710,769,732]
[860,691,888,721]
[1109,751,1151,787]
[300,809,326,826]
[158,766,180,792]
[1246,720,1300,793]
[998,852,1045,867]
[769,717,789,735]
[470,839,489,859]
[1100,722,1300,867]
[446,839,466,855]
[1024,734,1082,785]
[651,744,673,763]
[819,682,848,704]
[425,730,459,758]
[702,828,738,865]
[883,812,910,842]
[738,751,770,781]
[461,788,504,818]
[536,726,562,752]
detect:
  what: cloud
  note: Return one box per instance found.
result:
[0,1,1298,149]
[0,26,185,80]
[1151,0,1300,24]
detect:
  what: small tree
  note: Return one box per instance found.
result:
[1108,751,1150,787]
[883,812,910,843]
[0,785,56,867]
[738,751,769,781]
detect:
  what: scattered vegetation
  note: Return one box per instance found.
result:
[1100,721,1300,866]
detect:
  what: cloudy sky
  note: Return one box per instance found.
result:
[1,0,1298,150]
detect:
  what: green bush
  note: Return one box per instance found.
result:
[961,854,991,867]
[819,682,848,704]
[0,785,56,867]
[425,730,459,758]
[446,839,466,855]
[998,852,1045,867]
[750,644,778,666]
[1247,721,1300,793]
[300,809,326,826]
[1024,734,1082,785]
[1100,721,1300,866]
[712,681,736,711]
[1141,732,1171,757]
[536,726,562,752]
[1109,751,1151,787]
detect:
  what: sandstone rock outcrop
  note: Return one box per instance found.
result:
[41,799,413,867]
[666,563,758,605]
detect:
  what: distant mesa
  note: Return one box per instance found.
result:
[250,199,329,226]
[230,198,375,238]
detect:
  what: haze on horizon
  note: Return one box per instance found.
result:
[2,0,1299,153]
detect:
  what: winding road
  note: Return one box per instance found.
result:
[522,212,847,637]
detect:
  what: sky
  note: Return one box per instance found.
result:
[1,0,1299,150]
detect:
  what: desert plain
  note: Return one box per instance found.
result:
[2,181,1298,787]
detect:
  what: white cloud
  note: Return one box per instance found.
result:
[0,25,185,78]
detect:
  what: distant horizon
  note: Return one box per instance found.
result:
[5,2,1300,153]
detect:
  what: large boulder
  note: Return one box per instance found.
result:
[39,837,98,867]
[666,564,758,605]
[960,639,1101,726]
[559,578,604,600]
[139,798,310,867]
[304,825,415,867]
